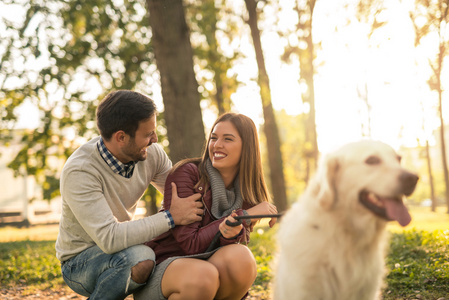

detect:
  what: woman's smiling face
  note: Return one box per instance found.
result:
[208,120,243,176]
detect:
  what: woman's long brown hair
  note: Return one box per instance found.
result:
[172,113,271,205]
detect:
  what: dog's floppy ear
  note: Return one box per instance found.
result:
[315,154,339,210]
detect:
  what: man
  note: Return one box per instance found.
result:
[55,90,203,300]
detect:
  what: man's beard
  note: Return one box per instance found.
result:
[124,140,148,162]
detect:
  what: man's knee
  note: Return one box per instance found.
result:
[125,245,156,284]
[131,259,155,284]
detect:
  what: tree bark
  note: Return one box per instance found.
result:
[437,68,449,213]
[244,0,288,212]
[435,26,449,212]
[146,0,205,163]
[424,140,436,212]
[304,21,318,172]
[293,0,318,180]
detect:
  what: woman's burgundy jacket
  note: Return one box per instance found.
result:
[144,163,252,264]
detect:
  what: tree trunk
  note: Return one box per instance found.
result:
[204,0,226,115]
[304,24,318,171]
[146,0,205,163]
[420,98,437,212]
[434,38,449,213]
[294,0,318,177]
[424,140,436,212]
[358,82,372,137]
[244,0,288,213]
[437,77,449,213]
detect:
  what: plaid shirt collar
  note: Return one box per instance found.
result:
[97,137,136,178]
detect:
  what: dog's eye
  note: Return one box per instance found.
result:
[365,155,381,165]
[397,155,402,162]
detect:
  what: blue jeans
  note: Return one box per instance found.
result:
[61,244,155,300]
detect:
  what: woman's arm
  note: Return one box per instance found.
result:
[163,164,247,254]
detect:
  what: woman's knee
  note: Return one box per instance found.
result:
[163,259,220,299]
[238,246,257,277]
[213,244,257,283]
[220,244,256,268]
[189,264,220,294]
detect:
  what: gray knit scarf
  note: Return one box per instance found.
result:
[206,159,243,219]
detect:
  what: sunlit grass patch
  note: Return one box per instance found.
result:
[1,206,449,299]
[387,205,449,233]
[248,223,278,297]
[0,240,63,287]
[383,229,449,299]
[0,224,59,242]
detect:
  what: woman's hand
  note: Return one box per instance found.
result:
[219,212,243,239]
[245,202,278,228]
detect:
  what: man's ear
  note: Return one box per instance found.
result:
[113,131,127,144]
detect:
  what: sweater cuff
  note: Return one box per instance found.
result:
[164,211,175,229]
[242,210,252,226]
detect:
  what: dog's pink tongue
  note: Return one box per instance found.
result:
[383,198,411,226]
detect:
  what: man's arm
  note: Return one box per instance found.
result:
[169,182,203,225]
[61,170,171,255]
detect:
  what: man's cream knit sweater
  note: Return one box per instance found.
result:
[56,136,172,262]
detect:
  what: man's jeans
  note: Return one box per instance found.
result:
[61,244,155,300]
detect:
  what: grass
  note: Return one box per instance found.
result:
[249,206,449,299]
[1,206,449,299]
[387,206,449,233]
[384,230,449,299]
[0,240,63,287]
[0,224,60,242]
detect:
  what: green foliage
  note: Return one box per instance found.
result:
[383,230,449,299]
[2,227,449,299]
[249,225,278,287]
[248,225,449,299]
[185,0,241,114]
[247,225,277,298]
[0,241,63,287]
[0,0,153,200]
[276,110,308,205]
[0,0,242,202]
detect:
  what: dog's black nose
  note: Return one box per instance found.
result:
[400,171,419,196]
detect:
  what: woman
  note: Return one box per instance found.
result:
[135,113,278,300]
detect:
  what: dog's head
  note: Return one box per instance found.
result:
[314,140,418,227]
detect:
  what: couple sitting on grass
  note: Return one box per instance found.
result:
[55,90,278,300]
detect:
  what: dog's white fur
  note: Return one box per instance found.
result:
[273,140,418,300]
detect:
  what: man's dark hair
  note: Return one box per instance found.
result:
[96,90,157,140]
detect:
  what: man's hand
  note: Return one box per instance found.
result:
[169,182,203,226]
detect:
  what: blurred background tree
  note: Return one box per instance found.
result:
[186,0,240,115]
[278,0,319,183]
[146,0,205,163]
[1,0,449,216]
[1,0,155,200]
[0,0,291,214]
[409,0,449,212]
[244,0,288,212]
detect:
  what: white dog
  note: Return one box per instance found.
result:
[273,140,418,300]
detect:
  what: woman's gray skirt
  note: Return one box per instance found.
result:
[133,249,220,300]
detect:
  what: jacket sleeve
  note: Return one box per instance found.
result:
[162,164,248,255]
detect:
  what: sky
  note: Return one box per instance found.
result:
[226,0,446,154]
[4,0,448,155]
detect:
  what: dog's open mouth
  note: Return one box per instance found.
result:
[359,190,411,227]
